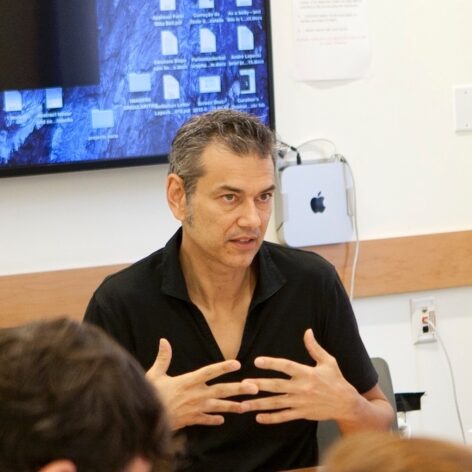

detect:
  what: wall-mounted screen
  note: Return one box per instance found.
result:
[0,0,274,177]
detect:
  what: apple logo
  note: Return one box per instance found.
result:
[310,191,326,213]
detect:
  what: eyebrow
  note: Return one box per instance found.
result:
[216,184,276,194]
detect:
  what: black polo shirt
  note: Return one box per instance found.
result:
[84,228,377,472]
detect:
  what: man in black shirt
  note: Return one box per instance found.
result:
[84,109,394,471]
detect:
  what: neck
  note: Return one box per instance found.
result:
[179,246,256,311]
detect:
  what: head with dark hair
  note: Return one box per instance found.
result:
[0,318,174,472]
[168,109,276,199]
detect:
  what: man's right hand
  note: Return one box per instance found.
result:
[146,338,259,430]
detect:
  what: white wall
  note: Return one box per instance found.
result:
[0,164,177,274]
[354,286,472,444]
[1,0,471,443]
[271,0,472,239]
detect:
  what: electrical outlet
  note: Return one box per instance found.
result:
[410,297,437,344]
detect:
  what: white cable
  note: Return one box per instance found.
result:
[278,138,337,167]
[297,138,337,161]
[336,155,360,302]
[427,319,467,444]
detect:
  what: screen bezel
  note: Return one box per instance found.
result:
[0,0,275,179]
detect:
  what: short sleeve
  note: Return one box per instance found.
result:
[318,271,378,394]
[83,291,136,355]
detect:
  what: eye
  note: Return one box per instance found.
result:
[222,194,236,202]
[258,192,273,203]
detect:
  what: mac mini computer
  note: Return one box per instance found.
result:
[275,160,353,247]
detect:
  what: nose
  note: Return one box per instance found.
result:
[238,199,261,229]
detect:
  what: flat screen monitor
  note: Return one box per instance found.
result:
[0,0,274,178]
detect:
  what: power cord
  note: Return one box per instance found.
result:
[297,137,337,158]
[277,141,302,167]
[336,154,360,302]
[427,318,467,444]
[277,138,338,168]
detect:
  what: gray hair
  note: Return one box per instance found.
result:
[168,109,276,198]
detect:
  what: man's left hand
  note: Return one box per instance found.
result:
[241,328,358,424]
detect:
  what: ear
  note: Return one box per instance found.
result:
[39,459,76,472]
[166,173,187,222]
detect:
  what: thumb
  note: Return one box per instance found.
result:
[303,328,328,363]
[148,338,172,377]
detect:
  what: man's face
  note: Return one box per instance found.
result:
[177,142,275,271]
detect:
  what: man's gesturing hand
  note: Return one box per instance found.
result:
[146,338,259,430]
[240,329,358,425]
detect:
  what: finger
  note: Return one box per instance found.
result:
[242,377,291,394]
[254,356,304,377]
[207,381,258,399]
[192,413,225,426]
[303,328,330,363]
[242,394,291,412]
[255,408,301,424]
[148,338,172,377]
[191,359,242,385]
[201,398,253,414]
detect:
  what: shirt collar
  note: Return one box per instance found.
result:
[251,242,286,308]
[161,227,286,304]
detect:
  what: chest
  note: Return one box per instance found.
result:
[204,314,246,359]
[134,292,315,372]
[199,304,248,360]
[175,296,314,371]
